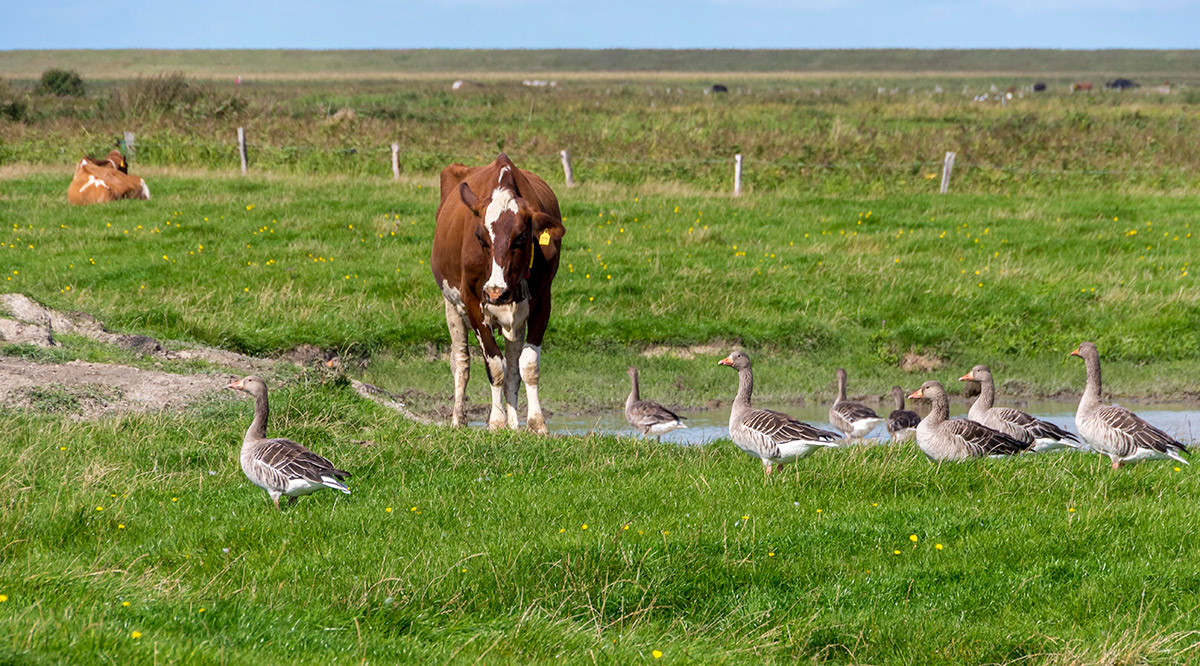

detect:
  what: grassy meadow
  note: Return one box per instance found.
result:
[2,50,1200,664]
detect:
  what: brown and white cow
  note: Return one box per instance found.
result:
[67,158,150,205]
[431,154,565,433]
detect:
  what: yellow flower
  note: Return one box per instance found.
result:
[935,544,944,550]
[1068,507,1076,513]
[909,535,918,542]
[131,631,142,639]
[410,506,417,512]
[172,497,178,502]
[0,595,7,602]
[385,507,392,513]
[581,524,588,530]
[768,552,775,557]
[199,608,206,613]
[623,525,630,530]
[893,550,901,555]
[118,524,125,529]
[96,506,103,511]
[123,601,130,607]
[742,515,748,521]
[652,650,663,659]
[559,528,565,533]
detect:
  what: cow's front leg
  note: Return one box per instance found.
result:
[520,343,546,434]
[443,300,471,427]
[503,337,524,430]
[466,303,507,430]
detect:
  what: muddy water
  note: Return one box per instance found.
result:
[543,399,1200,446]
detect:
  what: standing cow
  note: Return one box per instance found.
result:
[431,154,565,433]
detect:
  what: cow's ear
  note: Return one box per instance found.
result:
[458,182,483,216]
[531,212,565,262]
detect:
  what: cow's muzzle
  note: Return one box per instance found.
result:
[483,286,511,304]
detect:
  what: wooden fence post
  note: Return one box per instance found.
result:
[940,151,956,194]
[734,154,743,196]
[123,131,135,161]
[237,127,248,176]
[560,149,575,187]
[391,143,400,181]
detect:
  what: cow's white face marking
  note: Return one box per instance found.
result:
[482,181,518,295]
[79,175,110,193]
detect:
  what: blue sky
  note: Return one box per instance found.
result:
[2,0,1198,49]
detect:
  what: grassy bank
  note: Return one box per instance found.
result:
[1,379,1199,664]
[1,169,1198,413]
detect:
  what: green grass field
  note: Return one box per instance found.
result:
[2,49,1200,664]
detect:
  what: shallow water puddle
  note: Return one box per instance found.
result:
[543,399,1200,447]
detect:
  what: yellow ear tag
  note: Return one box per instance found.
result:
[538,230,551,246]
[529,243,535,269]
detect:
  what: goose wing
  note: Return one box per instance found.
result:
[626,400,685,429]
[887,409,921,433]
[943,419,1030,457]
[834,401,880,422]
[250,438,351,492]
[747,409,841,446]
[1095,405,1186,456]
[990,407,1080,444]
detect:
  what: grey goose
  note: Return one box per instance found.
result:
[885,385,921,443]
[229,376,351,509]
[625,366,687,438]
[959,365,1081,453]
[719,351,840,476]
[1070,342,1188,469]
[909,381,1031,462]
[830,368,884,440]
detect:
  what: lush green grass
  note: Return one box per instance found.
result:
[1,380,1199,664]
[1,170,1198,413]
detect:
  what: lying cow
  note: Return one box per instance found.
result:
[431,154,565,433]
[67,157,150,205]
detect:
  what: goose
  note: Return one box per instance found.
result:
[1070,342,1188,469]
[718,351,840,476]
[959,364,1081,453]
[908,381,1031,462]
[228,376,351,509]
[829,368,884,440]
[885,385,921,443]
[625,366,687,439]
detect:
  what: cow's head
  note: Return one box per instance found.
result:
[459,166,564,305]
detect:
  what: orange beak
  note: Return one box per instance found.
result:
[958,372,974,382]
[908,388,924,400]
[718,356,733,366]
[1069,348,1081,358]
[227,379,244,390]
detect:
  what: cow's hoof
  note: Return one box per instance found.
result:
[487,417,506,431]
[527,416,548,435]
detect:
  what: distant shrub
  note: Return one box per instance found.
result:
[0,79,28,122]
[38,69,85,97]
[107,72,247,118]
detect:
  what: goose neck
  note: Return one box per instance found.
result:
[246,391,269,442]
[1081,353,1103,408]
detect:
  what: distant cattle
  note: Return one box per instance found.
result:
[1033,82,1047,92]
[430,153,565,433]
[1106,78,1139,91]
[711,84,728,93]
[1071,82,1093,93]
[82,148,128,174]
[67,158,150,205]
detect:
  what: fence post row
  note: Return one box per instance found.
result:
[391,143,400,181]
[734,154,744,197]
[237,127,248,176]
[560,149,575,188]
[123,131,136,161]
[940,151,956,194]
